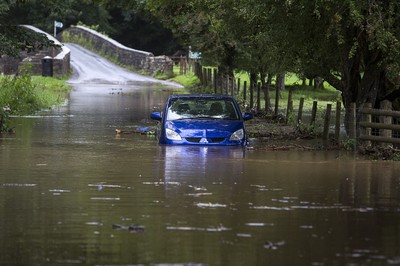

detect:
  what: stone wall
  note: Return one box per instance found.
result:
[25,25,71,77]
[0,56,20,75]
[61,25,173,76]
[0,25,70,76]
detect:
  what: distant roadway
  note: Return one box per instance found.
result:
[66,43,182,88]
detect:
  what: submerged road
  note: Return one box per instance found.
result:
[1,43,400,266]
[66,43,182,88]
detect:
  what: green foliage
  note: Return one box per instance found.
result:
[169,66,200,88]
[341,138,357,151]
[0,1,56,57]
[0,106,11,133]
[0,24,55,57]
[0,63,70,117]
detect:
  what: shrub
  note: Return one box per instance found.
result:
[0,105,11,133]
[0,62,69,121]
[0,63,41,115]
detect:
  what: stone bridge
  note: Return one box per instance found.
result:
[0,25,173,77]
[0,25,70,76]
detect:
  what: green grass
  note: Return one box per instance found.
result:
[168,66,200,88]
[169,66,341,109]
[31,76,71,94]
[0,73,71,115]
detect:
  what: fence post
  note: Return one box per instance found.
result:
[310,101,318,125]
[226,76,229,95]
[323,104,332,140]
[335,101,341,142]
[213,69,217,94]
[208,68,212,87]
[179,56,184,75]
[286,88,293,124]
[250,81,254,109]
[231,77,234,96]
[349,102,357,139]
[297,97,304,126]
[184,57,187,74]
[274,85,279,116]
[265,83,270,112]
[362,102,372,146]
[203,68,207,87]
[380,100,393,147]
[257,82,261,112]
[237,78,241,96]
[243,81,247,102]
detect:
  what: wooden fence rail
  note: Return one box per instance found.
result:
[191,65,400,146]
[359,101,400,145]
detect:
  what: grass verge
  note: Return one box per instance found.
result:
[0,66,71,132]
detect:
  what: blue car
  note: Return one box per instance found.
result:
[150,94,253,145]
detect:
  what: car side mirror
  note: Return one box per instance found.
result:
[243,112,253,121]
[150,112,162,121]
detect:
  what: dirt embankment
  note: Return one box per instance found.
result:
[246,117,400,160]
[246,117,337,151]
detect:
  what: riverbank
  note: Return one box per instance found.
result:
[245,116,400,160]
[0,71,71,132]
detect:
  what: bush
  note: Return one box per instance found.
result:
[0,106,11,133]
[0,62,69,119]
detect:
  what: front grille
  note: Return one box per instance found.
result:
[186,137,201,143]
[209,138,225,143]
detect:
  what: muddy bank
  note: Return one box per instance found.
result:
[246,117,400,160]
[246,117,337,151]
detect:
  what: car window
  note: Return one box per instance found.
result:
[167,98,239,121]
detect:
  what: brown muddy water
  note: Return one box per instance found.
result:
[1,85,400,266]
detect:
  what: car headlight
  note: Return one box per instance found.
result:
[166,128,182,140]
[229,129,244,141]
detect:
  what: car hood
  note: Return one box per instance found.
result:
[166,120,243,138]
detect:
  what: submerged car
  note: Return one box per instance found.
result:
[150,94,253,145]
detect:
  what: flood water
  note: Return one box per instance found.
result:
[1,83,400,266]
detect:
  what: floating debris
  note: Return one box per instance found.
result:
[86,221,103,226]
[115,127,155,136]
[88,184,123,188]
[185,192,213,197]
[237,233,252,238]
[245,223,274,227]
[49,189,70,193]
[195,202,227,208]
[0,183,37,187]
[264,240,286,250]
[142,181,181,186]
[166,224,231,232]
[112,224,145,233]
[90,197,120,201]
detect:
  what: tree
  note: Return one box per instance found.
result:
[146,0,239,74]
[0,1,55,57]
[281,0,400,133]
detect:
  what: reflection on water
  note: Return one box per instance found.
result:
[1,85,400,265]
[161,145,245,183]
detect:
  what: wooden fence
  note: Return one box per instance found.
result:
[286,95,342,142]
[284,98,400,145]
[358,101,400,145]
[186,64,400,146]
[192,65,343,141]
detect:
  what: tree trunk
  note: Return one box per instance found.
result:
[276,72,285,91]
[249,72,258,109]
[217,66,234,94]
[260,71,272,112]
[341,68,385,136]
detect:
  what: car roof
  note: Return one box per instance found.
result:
[168,94,235,100]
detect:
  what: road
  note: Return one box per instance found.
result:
[66,43,182,88]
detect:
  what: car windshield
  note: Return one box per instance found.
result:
[166,98,240,121]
